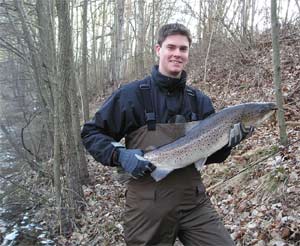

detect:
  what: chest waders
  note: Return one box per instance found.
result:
[122,82,235,246]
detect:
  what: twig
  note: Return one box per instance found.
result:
[0,173,48,203]
[203,27,214,84]
[0,37,25,61]
[0,123,51,178]
[286,121,300,127]
[21,110,41,159]
[284,104,299,115]
[63,187,87,207]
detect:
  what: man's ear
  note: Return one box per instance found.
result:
[155,44,161,57]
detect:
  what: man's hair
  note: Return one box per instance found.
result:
[157,23,192,46]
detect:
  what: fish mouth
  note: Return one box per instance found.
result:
[253,109,276,126]
[258,102,278,115]
[242,102,278,127]
[260,110,276,124]
[261,102,278,111]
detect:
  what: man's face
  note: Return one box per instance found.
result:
[155,34,189,78]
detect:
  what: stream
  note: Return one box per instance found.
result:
[0,131,55,246]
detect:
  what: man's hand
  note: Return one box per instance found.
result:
[117,148,156,179]
[228,122,254,148]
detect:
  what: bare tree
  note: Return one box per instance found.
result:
[271,0,288,146]
[90,0,98,91]
[99,0,107,94]
[136,0,146,78]
[116,0,125,82]
[81,0,89,122]
[36,0,56,147]
[250,0,256,44]
[111,0,125,87]
[295,0,300,14]
[56,0,85,234]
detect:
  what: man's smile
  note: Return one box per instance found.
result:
[170,60,182,64]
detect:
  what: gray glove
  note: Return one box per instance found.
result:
[115,147,156,179]
[228,122,254,148]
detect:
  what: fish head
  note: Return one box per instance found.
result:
[241,102,277,127]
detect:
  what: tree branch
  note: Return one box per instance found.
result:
[0,37,25,61]
[20,110,42,161]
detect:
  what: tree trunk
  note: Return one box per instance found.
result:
[250,0,256,45]
[283,0,291,25]
[115,0,125,84]
[35,2,65,227]
[99,0,107,94]
[136,0,145,78]
[197,1,202,44]
[56,0,85,235]
[81,0,89,122]
[295,0,300,14]
[71,73,90,185]
[240,0,250,46]
[90,1,98,92]
[110,0,123,87]
[52,74,63,234]
[151,0,157,64]
[36,0,56,149]
[110,0,124,88]
[270,0,288,146]
[123,0,132,78]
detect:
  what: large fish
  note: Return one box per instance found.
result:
[140,102,277,181]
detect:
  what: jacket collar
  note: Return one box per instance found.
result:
[151,65,187,93]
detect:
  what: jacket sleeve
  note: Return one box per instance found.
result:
[81,86,143,166]
[195,92,232,164]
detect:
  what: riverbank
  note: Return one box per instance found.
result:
[0,132,55,246]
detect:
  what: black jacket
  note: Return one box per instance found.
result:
[81,66,231,166]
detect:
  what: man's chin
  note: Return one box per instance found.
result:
[169,71,182,78]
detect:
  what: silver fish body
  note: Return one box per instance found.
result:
[144,102,277,181]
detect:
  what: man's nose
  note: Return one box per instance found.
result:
[173,48,181,56]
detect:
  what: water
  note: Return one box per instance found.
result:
[0,131,55,246]
[1,211,55,246]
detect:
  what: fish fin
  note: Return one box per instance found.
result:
[151,168,173,182]
[194,158,207,171]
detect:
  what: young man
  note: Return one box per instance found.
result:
[81,23,250,245]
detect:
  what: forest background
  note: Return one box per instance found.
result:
[0,0,299,245]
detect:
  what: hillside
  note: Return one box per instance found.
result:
[56,27,300,246]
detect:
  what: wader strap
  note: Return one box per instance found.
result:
[186,88,198,121]
[140,82,156,131]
